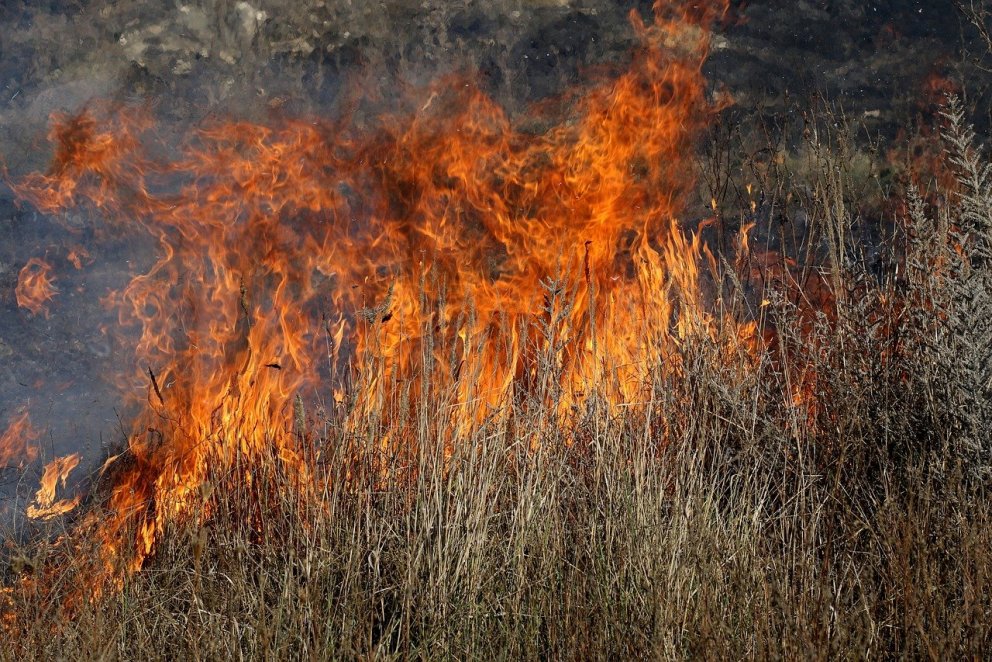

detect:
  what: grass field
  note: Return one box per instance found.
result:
[2,2,992,658]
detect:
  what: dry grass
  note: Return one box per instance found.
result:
[3,96,992,659]
[1,1,991,658]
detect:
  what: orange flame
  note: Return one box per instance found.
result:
[15,257,58,318]
[26,454,81,521]
[9,0,743,596]
[67,246,91,270]
[0,411,41,468]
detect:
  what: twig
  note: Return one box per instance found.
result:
[147,366,165,406]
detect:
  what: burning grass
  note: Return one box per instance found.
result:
[2,0,992,657]
[4,267,992,657]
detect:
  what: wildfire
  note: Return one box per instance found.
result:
[15,257,58,318]
[67,246,91,270]
[26,454,81,521]
[7,0,747,599]
[0,411,40,468]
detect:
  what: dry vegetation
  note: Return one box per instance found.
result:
[1,98,990,659]
[2,2,992,659]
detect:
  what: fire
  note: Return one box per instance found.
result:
[0,411,40,468]
[15,257,58,318]
[26,454,81,521]
[67,246,91,270]
[7,0,746,598]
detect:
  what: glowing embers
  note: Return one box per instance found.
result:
[15,257,58,317]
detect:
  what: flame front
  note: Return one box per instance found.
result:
[8,1,750,596]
